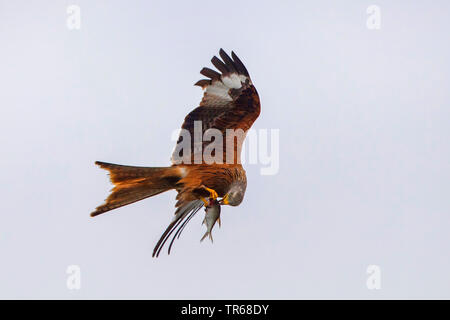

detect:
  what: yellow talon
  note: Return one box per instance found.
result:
[201,197,209,206]
[202,186,218,200]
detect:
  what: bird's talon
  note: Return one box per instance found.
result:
[202,186,218,200]
[200,197,209,206]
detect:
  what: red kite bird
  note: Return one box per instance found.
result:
[91,49,260,257]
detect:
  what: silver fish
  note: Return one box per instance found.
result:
[200,199,221,243]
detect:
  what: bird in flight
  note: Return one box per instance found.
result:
[91,49,261,257]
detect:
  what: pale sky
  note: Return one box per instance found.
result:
[1,0,449,299]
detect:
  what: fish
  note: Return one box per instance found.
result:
[200,199,221,243]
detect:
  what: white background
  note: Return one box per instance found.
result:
[1,0,449,298]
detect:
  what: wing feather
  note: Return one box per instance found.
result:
[231,51,250,77]
[200,67,221,80]
[211,56,229,74]
[194,79,211,88]
[172,49,260,165]
[219,49,237,73]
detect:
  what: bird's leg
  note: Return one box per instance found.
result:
[200,185,218,201]
[200,197,209,206]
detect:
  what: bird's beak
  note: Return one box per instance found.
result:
[219,194,229,205]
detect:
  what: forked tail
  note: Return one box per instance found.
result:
[91,161,181,217]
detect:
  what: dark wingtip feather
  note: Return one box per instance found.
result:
[195,49,251,91]
[219,49,237,73]
[194,79,211,87]
[231,51,250,77]
[211,56,229,74]
[200,67,221,80]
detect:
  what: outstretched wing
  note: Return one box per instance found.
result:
[171,49,260,165]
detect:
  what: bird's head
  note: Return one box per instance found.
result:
[220,183,245,206]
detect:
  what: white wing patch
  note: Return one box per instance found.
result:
[202,72,249,106]
[196,50,253,107]
[205,80,232,103]
[221,74,242,89]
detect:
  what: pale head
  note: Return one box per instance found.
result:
[220,182,246,206]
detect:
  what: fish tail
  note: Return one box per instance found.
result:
[200,232,209,242]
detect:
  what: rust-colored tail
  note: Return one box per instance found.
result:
[91,161,181,217]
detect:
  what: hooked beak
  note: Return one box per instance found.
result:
[219,194,229,205]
